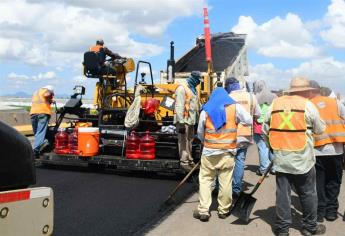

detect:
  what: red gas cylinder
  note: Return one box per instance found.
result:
[55,128,69,154]
[140,131,156,160]
[126,131,140,159]
[68,128,79,155]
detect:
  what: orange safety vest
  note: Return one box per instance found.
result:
[311,96,345,146]
[230,91,253,136]
[204,104,237,149]
[30,88,52,115]
[174,84,193,119]
[269,96,308,151]
[89,45,103,53]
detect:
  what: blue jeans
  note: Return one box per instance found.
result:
[254,134,271,173]
[31,114,50,155]
[232,148,248,196]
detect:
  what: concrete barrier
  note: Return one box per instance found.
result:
[0,110,31,127]
[0,111,62,135]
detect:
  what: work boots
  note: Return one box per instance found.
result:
[180,161,196,172]
[301,224,326,236]
[217,211,230,219]
[193,210,210,222]
[180,163,193,172]
[325,212,338,221]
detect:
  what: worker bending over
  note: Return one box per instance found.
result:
[263,77,326,236]
[224,77,260,198]
[193,88,251,222]
[174,71,201,171]
[90,39,123,75]
[30,85,55,158]
[309,80,345,222]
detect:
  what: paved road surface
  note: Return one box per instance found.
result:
[148,146,345,236]
[34,167,196,236]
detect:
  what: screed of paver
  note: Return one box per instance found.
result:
[147,145,345,236]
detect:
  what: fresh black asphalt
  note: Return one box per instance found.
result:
[35,167,197,236]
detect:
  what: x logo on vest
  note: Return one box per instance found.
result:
[278,112,296,130]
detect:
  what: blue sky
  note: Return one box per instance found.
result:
[1,0,344,98]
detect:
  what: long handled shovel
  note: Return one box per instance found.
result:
[160,161,200,211]
[231,160,274,223]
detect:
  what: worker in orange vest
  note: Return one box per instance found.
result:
[174,71,201,171]
[193,88,251,222]
[224,77,261,198]
[30,85,55,158]
[89,39,122,75]
[309,80,345,222]
[262,77,326,236]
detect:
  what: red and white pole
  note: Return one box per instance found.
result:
[203,7,212,63]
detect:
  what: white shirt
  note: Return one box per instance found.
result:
[197,104,252,157]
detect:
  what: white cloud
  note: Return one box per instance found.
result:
[290,57,345,90]
[7,71,58,82]
[8,72,30,81]
[320,0,345,48]
[250,57,345,94]
[0,0,202,67]
[27,0,201,37]
[232,14,320,59]
[248,63,291,90]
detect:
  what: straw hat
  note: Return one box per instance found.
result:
[286,77,316,93]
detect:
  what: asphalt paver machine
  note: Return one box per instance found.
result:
[39,46,202,174]
[39,31,248,175]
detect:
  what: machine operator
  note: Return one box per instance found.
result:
[89,39,123,75]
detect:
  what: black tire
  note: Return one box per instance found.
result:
[0,121,36,191]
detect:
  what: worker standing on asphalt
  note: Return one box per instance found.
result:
[30,85,55,158]
[253,80,277,175]
[193,87,252,222]
[224,77,260,199]
[89,39,122,74]
[262,77,326,236]
[309,80,345,222]
[174,71,201,171]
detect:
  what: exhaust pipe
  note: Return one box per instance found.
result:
[167,41,175,83]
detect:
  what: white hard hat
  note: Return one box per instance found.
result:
[43,85,54,93]
[329,91,337,98]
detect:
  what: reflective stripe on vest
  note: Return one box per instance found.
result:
[314,132,345,141]
[324,120,345,125]
[30,88,51,115]
[230,91,253,136]
[205,128,237,134]
[269,96,308,151]
[311,96,345,146]
[204,105,237,149]
[204,139,236,144]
